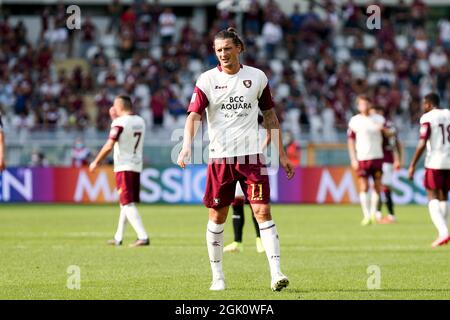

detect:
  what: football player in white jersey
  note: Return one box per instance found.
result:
[370,106,403,224]
[224,115,269,254]
[348,95,393,226]
[89,95,150,247]
[0,113,5,171]
[408,93,450,248]
[177,28,294,292]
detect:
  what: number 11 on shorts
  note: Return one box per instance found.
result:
[250,184,263,201]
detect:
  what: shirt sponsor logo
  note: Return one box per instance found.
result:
[221,96,252,110]
[243,80,252,88]
[215,85,228,89]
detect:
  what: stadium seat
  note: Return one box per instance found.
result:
[363,34,377,49]
[349,61,366,78]
[345,35,356,48]
[335,48,351,63]
[333,35,346,48]
[188,59,203,74]
[395,35,409,51]
[269,59,284,75]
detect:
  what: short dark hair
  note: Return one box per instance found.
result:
[356,94,371,104]
[423,92,440,107]
[214,27,245,52]
[116,95,133,110]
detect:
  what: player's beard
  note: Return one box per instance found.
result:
[221,58,239,71]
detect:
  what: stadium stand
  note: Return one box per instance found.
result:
[0,0,449,166]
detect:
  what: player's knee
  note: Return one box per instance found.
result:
[208,207,228,224]
[252,205,271,222]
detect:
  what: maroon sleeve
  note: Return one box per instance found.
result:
[258,84,275,111]
[347,128,356,140]
[419,122,430,140]
[109,126,123,141]
[187,86,209,114]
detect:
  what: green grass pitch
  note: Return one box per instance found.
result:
[0,204,448,300]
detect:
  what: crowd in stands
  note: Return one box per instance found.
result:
[0,0,449,142]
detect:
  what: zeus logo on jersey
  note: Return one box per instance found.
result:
[221,96,252,110]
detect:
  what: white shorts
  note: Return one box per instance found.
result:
[235,183,245,197]
[381,162,393,186]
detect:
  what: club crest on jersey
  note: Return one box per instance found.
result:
[243,80,252,88]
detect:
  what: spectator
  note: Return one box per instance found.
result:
[284,130,301,167]
[80,16,97,58]
[118,25,135,62]
[120,6,137,30]
[150,89,165,129]
[71,137,91,167]
[42,100,60,130]
[107,0,122,33]
[438,18,450,53]
[29,150,49,167]
[436,65,450,105]
[342,0,361,34]
[428,46,448,71]
[393,0,410,30]
[40,7,51,37]
[412,27,429,59]
[410,0,427,29]
[95,89,113,130]
[261,18,283,60]
[159,8,177,47]
[244,0,261,34]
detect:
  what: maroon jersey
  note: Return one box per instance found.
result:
[382,120,396,164]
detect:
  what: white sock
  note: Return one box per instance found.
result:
[206,220,225,279]
[370,191,380,218]
[259,220,282,278]
[122,203,148,240]
[428,199,449,237]
[114,205,127,242]
[359,192,371,219]
[439,201,449,227]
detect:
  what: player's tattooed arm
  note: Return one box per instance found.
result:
[261,109,294,180]
[89,139,115,172]
[394,138,403,170]
[177,112,202,168]
[259,116,271,151]
[408,138,426,180]
[347,138,358,171]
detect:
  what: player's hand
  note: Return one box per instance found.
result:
[280,156,294,180]
[407,166,415,180]
[394,160,401,171]
[89,161,98,173]
[177,148,191,169]
[351,159,359,171]
[109,107,118,120]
